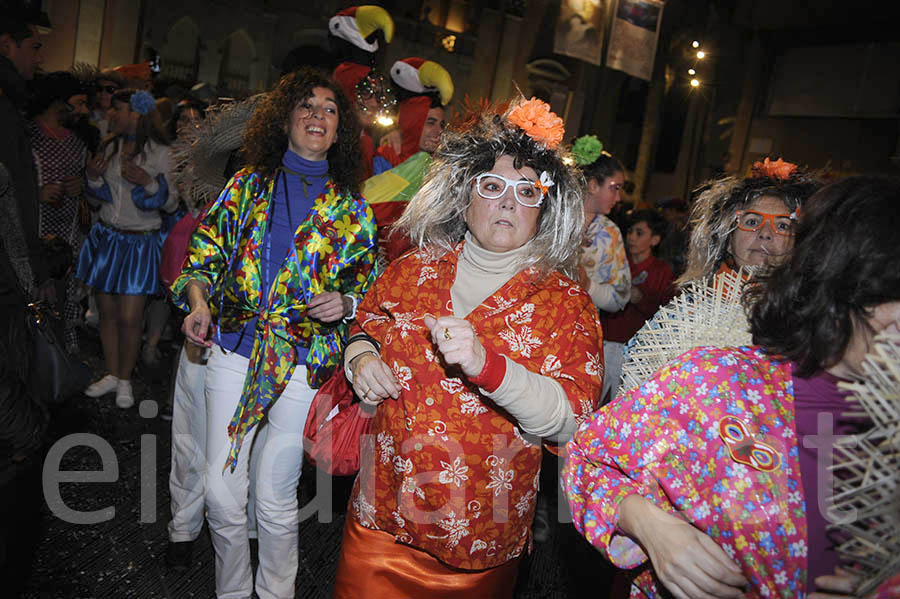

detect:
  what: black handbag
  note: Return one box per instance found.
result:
[26,302,91,405]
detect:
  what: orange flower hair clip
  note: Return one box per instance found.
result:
[507,98,565,150]
[752,157,798,181]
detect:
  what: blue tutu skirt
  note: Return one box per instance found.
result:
[76,222,164,295]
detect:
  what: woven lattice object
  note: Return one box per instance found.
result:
[618,268,753,397]
[170,94,265,213]
[831,330,900,596]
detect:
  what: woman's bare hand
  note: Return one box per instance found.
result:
[423,315,486,378]
[86,151,108,179]
[307,291,350,323]
[121,156,153,187]
[40,182,64,205]
[350,352,401,405]
[618,495,747,599]
[183,285,213,347]
[379,129,402,154]
[63,175,83,198]
[630,285,644,304]
[808,568,860,599]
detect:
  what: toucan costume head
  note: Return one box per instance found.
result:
[382,57,454,164]
[329,6,394,107]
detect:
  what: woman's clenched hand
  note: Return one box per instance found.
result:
[617,495,747,599]
[350,352,401,405]
[308,291,350,323]
[423,315,486,378]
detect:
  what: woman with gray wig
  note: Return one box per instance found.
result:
[612,159,822,406]
[332,98,604,597]
[679,159,820,285]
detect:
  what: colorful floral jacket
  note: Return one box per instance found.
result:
[563,345,808,598]
[582,214,631,313]
[350,242,603,570]
[171,168,378,469]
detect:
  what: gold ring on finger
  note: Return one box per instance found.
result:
[443,327,452,340]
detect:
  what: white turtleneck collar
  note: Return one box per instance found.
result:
[460,231,530,274]
[451,232,530,317]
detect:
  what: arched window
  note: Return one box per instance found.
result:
[218,29,255,94]
[161,17,200,82]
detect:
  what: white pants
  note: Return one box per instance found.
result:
[204,346,315,599]
[167,345,209,542]
[168,346,267,542]
[601,341,625,405]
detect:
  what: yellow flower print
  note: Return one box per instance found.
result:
[313,193,332,212]
[307,231,333,259]
[334,215,362,242]
[274,355,292,379]
[735,535,748,550]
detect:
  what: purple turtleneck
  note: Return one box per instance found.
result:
[792,366,870,592]
[219,150,328,359]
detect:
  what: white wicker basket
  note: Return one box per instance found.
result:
[832,330,900,596]
[618,269,753,396]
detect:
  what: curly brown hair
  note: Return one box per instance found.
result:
[241,67,362,194]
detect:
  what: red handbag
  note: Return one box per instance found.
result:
[303,367,374,476]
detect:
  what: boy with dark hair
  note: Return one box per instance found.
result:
[600,209,675,401]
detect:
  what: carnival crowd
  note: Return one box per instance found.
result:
[2,2,899,599]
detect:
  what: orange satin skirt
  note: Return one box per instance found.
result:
[332,516,521,599]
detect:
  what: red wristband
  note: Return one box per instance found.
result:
[469,347,506,393]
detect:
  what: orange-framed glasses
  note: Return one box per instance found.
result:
[735,210,795,237]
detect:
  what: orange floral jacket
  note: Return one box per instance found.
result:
[349,242,603,569]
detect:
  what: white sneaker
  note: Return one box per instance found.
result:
[116,380,134,409]
[85,374,119,397]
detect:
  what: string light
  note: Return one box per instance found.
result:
[376,114,395,127]
[690,78,700,87]
[688,68,696,75]
[441,35,456,53]
[696,50,706,59]
[692,40,700,48]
